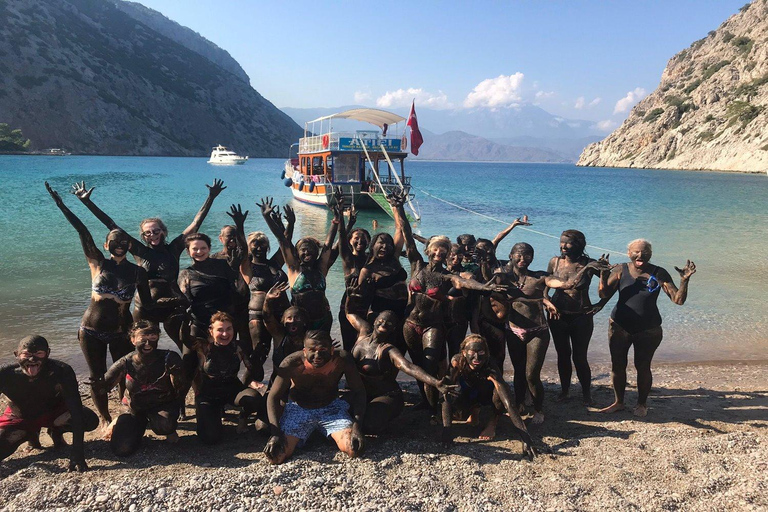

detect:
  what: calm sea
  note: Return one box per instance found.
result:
[1,155,766,373]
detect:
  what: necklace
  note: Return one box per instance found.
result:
[516,272,527,290]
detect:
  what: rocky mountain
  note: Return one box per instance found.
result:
[0,0,302,156]
[579,0,768,173]
[411,130,570,163]
[111,1,251,85]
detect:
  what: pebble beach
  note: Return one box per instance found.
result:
[1,361,765,511]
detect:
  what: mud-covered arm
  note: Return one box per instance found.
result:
[389,190,421,264]
[389,347,457,396]
[101,357,127,394]
[491,215,530,248]
[661,261,695,305]
[599,260,621,299]
[266,368,291,437]
[71,181,132,237]
[450,273,506,294]
[263,282,289,340]
[319,203,341,274]
[46,182,104,266]
[59,364,88,471]
[181,179,226,237]
[165,351,186,396]
[488,372,536,459]
[342,352,366,453]
[260,198,298,270]
[440,358,462,445]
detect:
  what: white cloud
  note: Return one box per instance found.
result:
[375,88,452,109]
[535,90,555,99]
[614,87,647,114]
[354,90,372,103]
[574,96,586,109]
[463,73,525,108]
[589,97,601,107]
[597,119,618,132]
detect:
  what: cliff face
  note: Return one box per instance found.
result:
[578,0,768,173]
[0,0,302,156]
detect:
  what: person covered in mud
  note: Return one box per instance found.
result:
[546,230,610,405]
[0,335,98,472]
[503,242,608,425]
[236,201,293,381]
[99,321,184,456]
[71,179,226,349]
[261,196,338,332]
[445,243,479,358]
[330,189,372,351]
[262,282,309,372]
[441,335,536,460]
[264,330,366,465]
[181,311,266,444]
[392,190,508,410]
[598,239,695,417]
[46,182,161,430]
[351,311,458,434]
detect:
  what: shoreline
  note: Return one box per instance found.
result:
[1,362,765,511]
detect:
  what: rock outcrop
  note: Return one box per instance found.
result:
[578,0,768,173]
[0,0,302,156]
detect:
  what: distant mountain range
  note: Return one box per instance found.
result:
[0,0,301,156]
[282,105,603,162]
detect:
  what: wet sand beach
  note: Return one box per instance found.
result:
[1,361,766,511]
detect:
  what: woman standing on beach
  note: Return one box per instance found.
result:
[546,230,608,405]
[71,179,226,348]
[260,196,338,332]
[598,239,695,417]
[45,183,158,430]
[392,190,506,409]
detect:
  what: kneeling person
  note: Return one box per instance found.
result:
[0,335,98,471]
[264,330,365,464]
[101,321,184,456]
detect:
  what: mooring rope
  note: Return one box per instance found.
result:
[414,187,626,257]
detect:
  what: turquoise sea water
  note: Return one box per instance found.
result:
[1,155,766,373]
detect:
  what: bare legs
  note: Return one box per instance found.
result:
[550,313,594,404]
[507,332,550,424]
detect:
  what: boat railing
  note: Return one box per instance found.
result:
[300,132,404,153]
[292,170,331,185]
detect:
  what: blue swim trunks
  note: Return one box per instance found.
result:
[279,398,353,445]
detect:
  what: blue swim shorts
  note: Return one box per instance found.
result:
[279,398,353,445]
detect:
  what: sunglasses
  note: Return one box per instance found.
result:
[142,228,163,237]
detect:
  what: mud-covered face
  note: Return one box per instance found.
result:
[250,238,270,261]
[510,248,533,270]
[131,331,159,356]
[462,342,488,371]
[474,241,495,263]
[219,228,237,250]
[447,248,463,269]
[349,231,369,254]
[188,240,211,262]
[428,244,448,264]
[560,235,581,258]
[283,308,307,335]
[141,221,165,247]
[628,242,652,270]
[373,312,396,335]
[297,242,319,265]
[372,236,393,260]
[457,235,476,258]
[304,338,333,368]
[210,320,234,346]
[105,232,130,257]
[16,350,48,377]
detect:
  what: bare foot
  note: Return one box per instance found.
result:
[633,404,648,417]
[531,411,545,425]
[100,419,116,441]
[23,432,42,452]
[599,402,625,414]
[49,428,66,449]
[554,391,569,403]
[466,406,481,427]
[165,432,179,443]
[236,417,248,434]
[478,415,498,440]
[582,395,595,407]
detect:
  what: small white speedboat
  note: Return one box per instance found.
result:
[207,145,248,165]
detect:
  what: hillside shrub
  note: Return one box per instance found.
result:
[702,60,730,80]
[698,131,715,142]
[732,36,754,54]
[644,108,665,123]
[723,31,735,43]
[684,79,702,94]
[726,100,763,127]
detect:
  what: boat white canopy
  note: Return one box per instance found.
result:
[306,108,406,129]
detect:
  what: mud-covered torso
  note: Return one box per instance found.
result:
[0,360,77,419]
[352,339,400,397]
[407,263,452,326]
[122,350,181,411]
[249,262,288,312]
[180,258,235,327]
[549,256,594,313]
[201,342,242,383]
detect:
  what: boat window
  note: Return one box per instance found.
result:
[312,156,323,175]
[325,155,334,173]
[300,157,306,172]
[333,153,358,183]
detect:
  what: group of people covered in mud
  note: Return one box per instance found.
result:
[0,179,695,471]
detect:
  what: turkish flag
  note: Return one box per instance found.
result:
[407,101,423,156]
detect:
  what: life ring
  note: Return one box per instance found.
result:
[322,134,330,149]
[401,135,407,150]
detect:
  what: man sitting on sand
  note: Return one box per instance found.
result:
[0,335,98,471]
[263,330,366,464]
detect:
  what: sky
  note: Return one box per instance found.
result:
[136,0,748,131]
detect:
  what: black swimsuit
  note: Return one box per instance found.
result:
[611,263,662,334]
[180,259,236,330]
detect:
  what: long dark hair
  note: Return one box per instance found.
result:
[365,232,402,268]
[560,229,588,259]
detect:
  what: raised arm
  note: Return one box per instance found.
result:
[71,181,124,234]
[259,197,299,270]
[598,256,620,299]
[492,215,530,248]
[389,190,421,265]
[181,179,226,237]
[661,261,695,305]
[263,282,289,341]
[46,182,104,267]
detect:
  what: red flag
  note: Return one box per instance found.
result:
[407,101,423,156]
